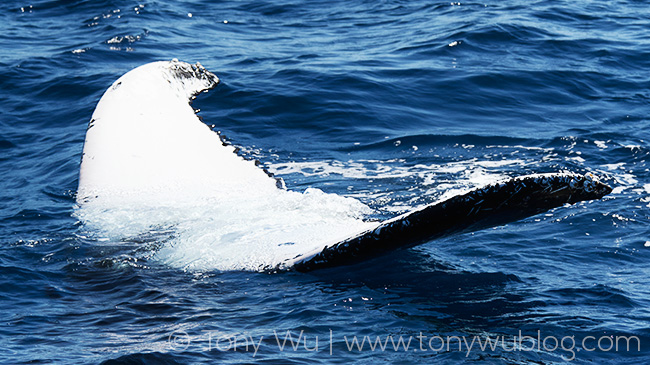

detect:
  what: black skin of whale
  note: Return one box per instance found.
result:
[284,173,612,272]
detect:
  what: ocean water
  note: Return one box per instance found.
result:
[1,0,649,363]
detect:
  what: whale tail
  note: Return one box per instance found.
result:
[76,60,612,273]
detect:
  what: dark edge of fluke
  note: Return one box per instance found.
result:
[179,61,287,189]
[278,172,612,273]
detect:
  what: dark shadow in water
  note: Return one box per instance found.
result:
[303,248,532,330]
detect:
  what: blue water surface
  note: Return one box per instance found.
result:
[1,0,649,363]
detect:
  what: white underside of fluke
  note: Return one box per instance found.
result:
[78,60,281,203]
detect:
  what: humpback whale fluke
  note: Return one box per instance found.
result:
[77,60,612,272]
